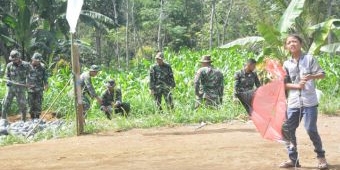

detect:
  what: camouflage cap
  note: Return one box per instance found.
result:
[155,52,164,60]
[9,50,21,61]
[105,80,116,88]
[199,55,213,63]
[89,65,101,72]
[31,52,43,61]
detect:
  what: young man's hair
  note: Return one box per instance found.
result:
[285,34,303,44]
[246,58,257,65]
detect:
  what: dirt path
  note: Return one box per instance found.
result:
[0,115,339,170]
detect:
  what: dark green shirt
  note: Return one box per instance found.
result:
[234,69,260,94]
[101,88,122,106]
[194,66,224,99]
[149,63,175,91]
[27,63,48,92]
[80,72,98,98]
[5,61,30,86]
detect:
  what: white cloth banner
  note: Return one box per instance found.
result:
[66,0,84,33]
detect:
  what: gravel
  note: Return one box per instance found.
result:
[0,118,67,138]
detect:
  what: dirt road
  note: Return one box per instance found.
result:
[0,115,339,170]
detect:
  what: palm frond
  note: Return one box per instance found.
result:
[219,36,265,49]
[277,0,305,35]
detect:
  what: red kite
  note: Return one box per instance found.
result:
[250,59,287,141]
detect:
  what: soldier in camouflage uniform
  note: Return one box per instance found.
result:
[100,80,130,120]
[194,55,224,108]
[149,52,176,111]
[1,50,30,121]
[234,58,261,115]
[80,65,102,116]
[27,52,49,119]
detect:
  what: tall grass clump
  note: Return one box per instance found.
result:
[317,55,340,115]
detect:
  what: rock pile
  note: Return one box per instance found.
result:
[0,119,65,137]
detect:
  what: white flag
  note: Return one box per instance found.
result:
[66,0,84,33]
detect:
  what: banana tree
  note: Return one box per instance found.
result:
[1,0,69,63]
[1,0,35,61]
[34,0,116,65]
[220,0,339,59]
[309,19,340,54]
[320,43,340,53]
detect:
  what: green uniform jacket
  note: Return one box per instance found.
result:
[194,66,224,100]
[27,63,48,92]
[101,88,122,106]
[234,69,260,95]
[80,71,98,98]
[5,61,30,86]
[149,63,175,93]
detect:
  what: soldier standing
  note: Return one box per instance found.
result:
[234,59,261,114]
[194,55,224,108]
[100,80,130,119]
[149,52,176,111]
[1,50,30,121]
[80,65,102,117]
[27,52,49,119]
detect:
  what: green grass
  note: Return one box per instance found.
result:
[0,135,28,146]
[84,94,246,130]
[319,95,340,116]
[317,54,340,115]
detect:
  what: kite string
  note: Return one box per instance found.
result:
[25,77,72,138]
[293,94,303,170]
[291,58,302,169]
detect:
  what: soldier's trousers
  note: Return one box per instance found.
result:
[100,102,131,119]
[195,97,221,109]
[235,90,255,115]
[153,89,174,110]
[28,91,43,119]
[82,95,91,116]
[1,86,27,121]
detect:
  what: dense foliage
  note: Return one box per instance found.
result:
[1,0,339,66]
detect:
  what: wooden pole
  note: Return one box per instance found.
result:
[70,33,84,135]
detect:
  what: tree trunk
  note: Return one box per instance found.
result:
[0,41,9,64]
[209,0,216,50]
[327,0,334,57]
[222,0,234,45]
[214,13,220,46]
[111,0,120,68]
[95,29,102,64]
[21,41,27,61]
[135,27,145,59]
[157,0,164,51]
[125,0,130,68]
[131,0,138,65]
[112,0,118,25]
[116,29,121,68]
[200,0,205,28]
[327,0,333,45]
